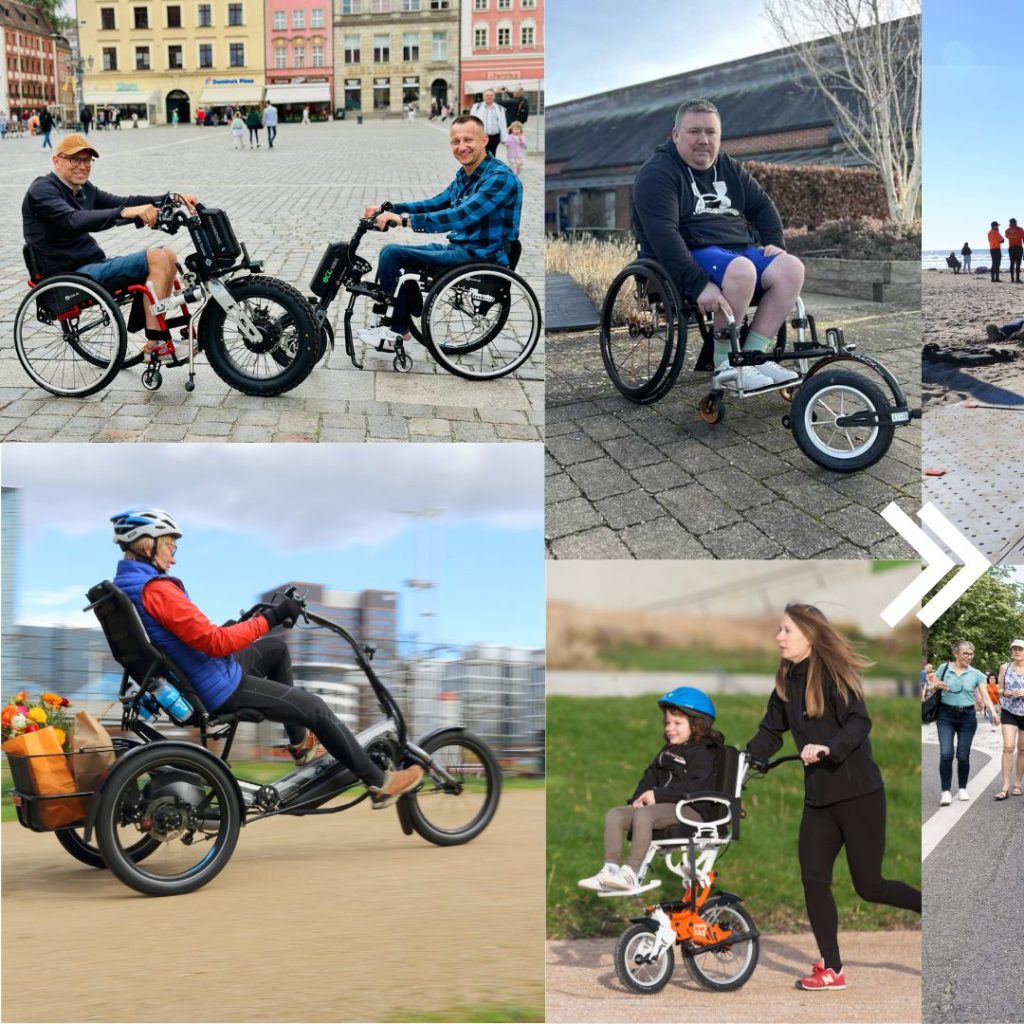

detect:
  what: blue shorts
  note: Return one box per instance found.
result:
[691,245,780,289]
[75,250,151,286]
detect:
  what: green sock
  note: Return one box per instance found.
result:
[713,339,731,365]
[744,329,773,353]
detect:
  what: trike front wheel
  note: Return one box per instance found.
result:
[405,730,501,846]
[614,923,675,994]
[682,902,759,992]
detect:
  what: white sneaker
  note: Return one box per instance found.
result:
[713,359,773,391]
[756,360,800,384]
[939,791,952,806]
[578,864,619,892]
[958,788,970,801]
[358,325,405,353]
[603,865,639,892]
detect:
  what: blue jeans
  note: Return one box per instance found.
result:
[42,130,52,148]
[377,243,480,333]
[267,125,277,147]
[75,250,151,286]
[936,704,978,792]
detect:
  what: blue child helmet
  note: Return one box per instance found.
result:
[658,686,716,722]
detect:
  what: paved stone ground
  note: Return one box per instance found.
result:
[0,121,543,442]
[546,293,921,558]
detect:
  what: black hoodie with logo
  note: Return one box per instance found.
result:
[626,735,724,806]
[631,140,785,300]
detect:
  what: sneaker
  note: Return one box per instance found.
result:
[286,729,320,766]
[798,966,846,991]
[958,787,970,801]
[358,325,404,354]
[756,360,800,384]
[713,358,773,391]
[603,865,640,892]
[940,791,952,806]
[369,765,424,810]
[578,864,619,892]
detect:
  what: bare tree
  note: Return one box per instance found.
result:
[765,0,921,229]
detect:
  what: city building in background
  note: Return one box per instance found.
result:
[1,487,21,676]
[264,0,333,120]
[459,0,543,115]
[1,0,71,122]
[77,0,267,125]
[333,0,458,116]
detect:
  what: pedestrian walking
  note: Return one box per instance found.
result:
[39,106,54,148]
[0,109,8,139]
[994,640,1024,800]
[504,121,526,176]
[231,111,245,150]
[263,101,278,148]
[302,105,311,124]
[246,106,262,147]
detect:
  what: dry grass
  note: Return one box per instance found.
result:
[545,236,637,311]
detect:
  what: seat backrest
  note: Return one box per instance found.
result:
[23,244,43,282]
[507,239,522,272]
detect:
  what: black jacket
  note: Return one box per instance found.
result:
[746,659,883,808]
[632,141,785,300]
[627,737,723,806]
[22,172,166,276]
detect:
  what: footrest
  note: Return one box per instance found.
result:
[597,880,662,898]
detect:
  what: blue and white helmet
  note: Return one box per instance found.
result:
[658,686,716,723]
[111,508,181,546]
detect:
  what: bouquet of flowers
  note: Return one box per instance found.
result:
[2,691,73,750]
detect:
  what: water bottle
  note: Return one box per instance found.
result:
[135,689,161,721]
[152,680,193,725]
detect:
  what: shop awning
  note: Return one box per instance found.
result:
[464,79,543,93]
[264,83,331,105]
[84,90,159,107]
[198,83,263,105]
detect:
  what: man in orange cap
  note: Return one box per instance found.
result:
[22,133,199,349]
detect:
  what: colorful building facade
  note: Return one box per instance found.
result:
[264,0,333,119]
[459,0,543,113]
[1,0,71,122]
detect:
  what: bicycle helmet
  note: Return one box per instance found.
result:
[658,686,716,722]
[111,508,182,546]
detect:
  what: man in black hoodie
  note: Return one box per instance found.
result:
[632,98,805,389]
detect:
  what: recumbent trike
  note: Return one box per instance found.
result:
[5,583,501,897]
[14,193,319,398]
[600,258,920,472]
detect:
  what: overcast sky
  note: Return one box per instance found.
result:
[1,444,544,649]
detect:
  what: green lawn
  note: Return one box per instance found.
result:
[547,694,920,939]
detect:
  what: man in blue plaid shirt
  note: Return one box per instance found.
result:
[360,115,523,354]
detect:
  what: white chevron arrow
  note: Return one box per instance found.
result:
[879,502,991,628]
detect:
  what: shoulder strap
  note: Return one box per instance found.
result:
[999,663,1008,685]
[938,663,948,680]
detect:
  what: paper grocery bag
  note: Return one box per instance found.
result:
[70,712,117,795]
[2,726,86,828]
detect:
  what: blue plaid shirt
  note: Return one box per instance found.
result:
[393,154,521,262]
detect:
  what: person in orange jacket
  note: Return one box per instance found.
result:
[1005,218,1023,283]
[988,221,1005,282]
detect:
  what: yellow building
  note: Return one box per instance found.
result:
[77,0,265,125]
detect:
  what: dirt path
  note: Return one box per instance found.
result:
[1,790,544,1023]
[546,932,921,1023]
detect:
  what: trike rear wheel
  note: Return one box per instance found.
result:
[55,825,159,869]
[405,730,501,846]
[614,923,675,994]
[682,902,759,992]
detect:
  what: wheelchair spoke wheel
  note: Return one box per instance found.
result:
[95,744,241,896]
[790,369,895,473]
[683,902,759,991]
[404,730,501,846]
[422,264,541,380]
[199,275,317,396]
[614,923,675,994]
[600,262,685,404]
[14,276,126,397]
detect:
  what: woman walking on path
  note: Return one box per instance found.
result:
[995,640,1024,800]
[746,604,921,992]
[245,107,262,148]
[926,640,999,804]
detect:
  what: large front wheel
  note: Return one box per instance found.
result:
[682,901,759,992]
[94,744,242,896]
[405,730,501,846]
[199,275,318,395]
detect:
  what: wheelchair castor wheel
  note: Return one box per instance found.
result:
[185,379,195,393]
[393,352,412,373]
[142,366,162,392]
[698,394,724,424]
[781,414,791,430]
[779,385,797,403]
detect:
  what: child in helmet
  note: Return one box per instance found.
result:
[578,686,725,894]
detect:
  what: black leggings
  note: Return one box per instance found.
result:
[1009,246,1023,282]
[990,248,1002,280]
[248,126,261,145]
[219,635,384,787]
[798,788,920,971]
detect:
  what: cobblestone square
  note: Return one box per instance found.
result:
[0,120,544,442]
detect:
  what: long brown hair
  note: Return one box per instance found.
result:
[775,603,870,717]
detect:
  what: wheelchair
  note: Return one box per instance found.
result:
[14,194,318,398]
[306,202,542,380]
[3,582,500,897]
[600,258,920,473]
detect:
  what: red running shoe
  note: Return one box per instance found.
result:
[798,964,846,990]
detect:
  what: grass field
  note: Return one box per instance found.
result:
[547,693,921,939]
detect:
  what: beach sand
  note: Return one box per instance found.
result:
[922,268,1024,406]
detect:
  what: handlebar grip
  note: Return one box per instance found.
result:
[379,200,393,213]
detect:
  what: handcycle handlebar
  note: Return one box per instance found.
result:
[357,199,396,232]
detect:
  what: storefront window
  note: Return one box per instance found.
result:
[373,77,390,111]
[345,78,361,110]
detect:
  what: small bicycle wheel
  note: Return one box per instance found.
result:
[422,263,541,380]
[94,743,242,897]
[404,730,501,846]
[55,825,159,869]
[614,923,675,994]
[199,275,318,396]
[600,261,685,405]
[683,902,759,992]
[14,275,126,397]
[790,369,896,472]
[698,394,724,424]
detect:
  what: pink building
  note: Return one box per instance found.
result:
[264,0,334,120]
[459,0,543,114]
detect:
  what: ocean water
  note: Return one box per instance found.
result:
[922,248,990,270]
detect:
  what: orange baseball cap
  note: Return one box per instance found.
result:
[55,133,99,158]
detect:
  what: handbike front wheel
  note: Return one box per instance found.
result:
[404,730,501,846]
[790,369,895,472]
[94,744,241,896]
[14,275,126,397]
[199,275,318,396]
[682,902,759,992]
[422,263,541,380]
[614,923,675,994]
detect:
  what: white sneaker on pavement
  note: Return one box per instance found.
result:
[358,325,405,353]
[958,788,971,801]
[939,791,952,806]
